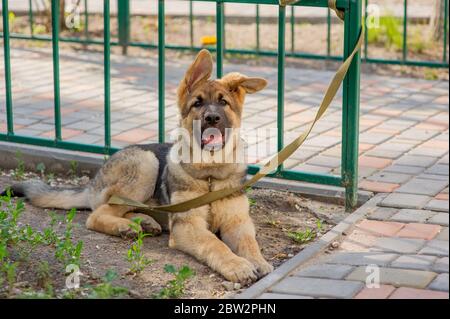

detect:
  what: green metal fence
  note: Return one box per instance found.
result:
[0,0,362,209]
[1,0,448,68]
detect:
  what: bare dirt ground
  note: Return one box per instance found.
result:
[3,13,448,80]
[0,169,345,299]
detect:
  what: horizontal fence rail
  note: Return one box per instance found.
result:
[1,0,364,209]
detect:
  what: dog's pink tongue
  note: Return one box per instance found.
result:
[202,135,223,145]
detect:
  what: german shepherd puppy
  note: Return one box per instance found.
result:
[3,50,273,283]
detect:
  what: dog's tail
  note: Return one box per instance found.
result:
[1,180,90,210]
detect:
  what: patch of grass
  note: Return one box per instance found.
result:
[156,264,195,299]
[87,270,129,299]
[54,208,84,267]
[367,14,403,51]
[126,219,153,274]
[12,151,26,180]
[424,69,439,80]
[69,160,78,178]
[245,187,257,207]
[36,163,46,178]
[287,219,324,244]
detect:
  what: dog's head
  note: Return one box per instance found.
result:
[177,50,267,152]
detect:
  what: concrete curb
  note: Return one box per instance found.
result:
[236,193,386,299]
[0,141,372,205]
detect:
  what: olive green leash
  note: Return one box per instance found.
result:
[108,26,364,215]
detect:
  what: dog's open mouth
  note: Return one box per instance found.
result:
[201,131,225,151]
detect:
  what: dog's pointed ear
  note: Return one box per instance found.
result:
[220,72,268,94]
[182,49,213,92]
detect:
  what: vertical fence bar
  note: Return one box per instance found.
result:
[444,0,448,62]
[2,0,14,135]
[402,0,408,62]
[104,0,111,151]
[364,0,368,61]
[118,0,130,55]
[189,0,194,48]
[342,1,362,210]
[256,4,260,52]
[277,5,286,173]
[28,0,34,36]
[290,6,295,53]
[84,0,89,40]
[327,8,331,57]
[158,0,165,143]
[216,0,225,78]
[51,0,62,141]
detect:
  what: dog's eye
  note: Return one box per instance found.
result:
[193,98,203,108]
[219,98,228,106]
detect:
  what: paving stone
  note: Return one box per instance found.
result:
[367,172,413,184]
[428,273,449,292]
[418,173,450,182]
[397,223,442,240]
[428,214,450,227]
[389,209,436,223]
[426,164,450,176]
[419,240,449,257]
[325,252,398,267]
[359,156,392,169]
[372,237,426,254]
[368,207,399,221]
[432,257,449,273]
[395,155,439,168]
[357,219,405,237]
[391,255,437,271]
[346,266,437,289]
[396,178,448,196]
[270,277,364,299]
[354,285,396,299]
[389,287,449,299]
[258,293,313,299]
[384,164,425,175]
[435,227,449,241]
[293,264,354,280]
[424,199,449,213]
[359,180,400,193]
[380,193,431,210]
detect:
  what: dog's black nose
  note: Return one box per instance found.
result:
[204,112,222,125]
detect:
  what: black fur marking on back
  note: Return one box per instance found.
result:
[130,143,173,204]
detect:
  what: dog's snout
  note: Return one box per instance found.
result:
[204,112,222,125]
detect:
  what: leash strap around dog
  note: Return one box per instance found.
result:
[108,26,364,214]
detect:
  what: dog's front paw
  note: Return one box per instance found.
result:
[221,257,259,284]
[140,217,162,236]
[253,259,274,278]
[118,223,141,239]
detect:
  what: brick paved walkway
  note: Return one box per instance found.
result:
[246,194,449,299]
[0,47,448,298]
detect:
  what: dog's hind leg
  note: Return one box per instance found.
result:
[86,204,140,238]
[124,212,162,236]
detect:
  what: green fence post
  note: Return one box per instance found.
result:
[444,0,448,62]
[189,0,194,48]
[402,0,408,62]
[277,4,286,174]
[28,0,34,36]
[327,7,331,57]
[84,0,89,40]
[341,0,362,211]
[364,0,368,61]
[256,4,260,52]
[104,0,111,152]
[51,0,62,141]
[158,0,165,143]
[118,0,130,55]
[2,0,14,135]
[216,0,225,78]
[290,6,295,53]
